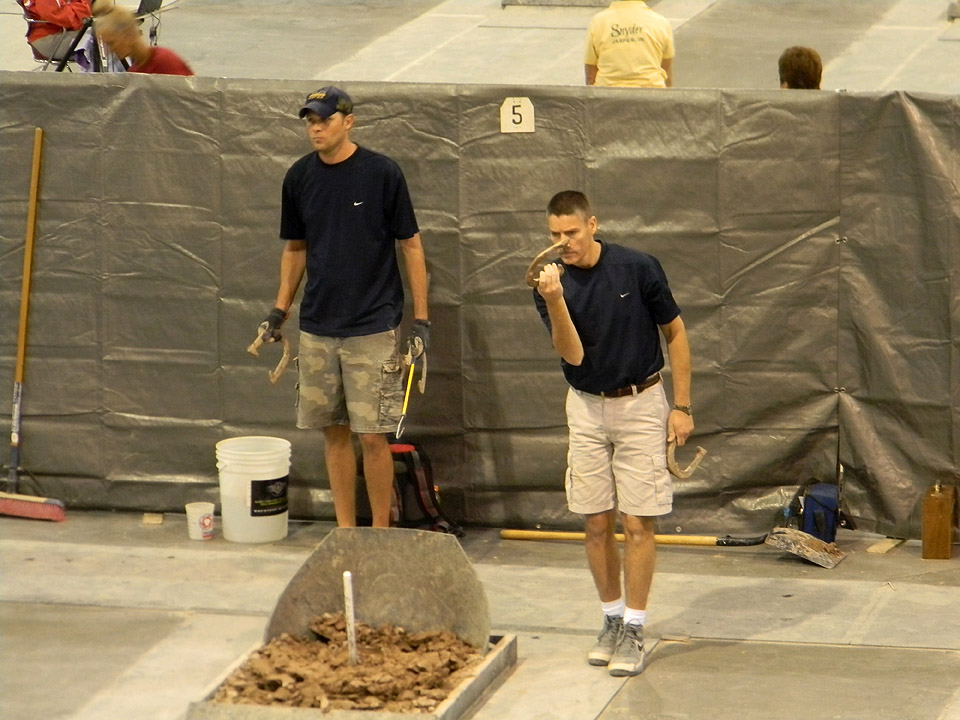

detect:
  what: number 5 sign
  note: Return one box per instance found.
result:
[499,97,535,134]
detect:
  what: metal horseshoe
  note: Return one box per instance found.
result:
[525,239,567,288]
[667,439,707,479]
[247,333,292,384]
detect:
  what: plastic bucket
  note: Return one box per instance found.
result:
[215,436,291,543]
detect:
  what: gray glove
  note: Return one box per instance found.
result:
[407,318,430,358]
[259,307,287,342]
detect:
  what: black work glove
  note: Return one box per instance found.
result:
[259,307,287,342]
[407,318,430,358]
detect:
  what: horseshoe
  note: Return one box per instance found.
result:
[667,439,707,479]
[246,333,292,384]
[525,239,567,288]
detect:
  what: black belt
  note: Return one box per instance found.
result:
[595,373,662,398]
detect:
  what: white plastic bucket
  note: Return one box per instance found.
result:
[215,436,291,543]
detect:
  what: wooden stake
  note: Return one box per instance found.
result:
[343,571,358,665]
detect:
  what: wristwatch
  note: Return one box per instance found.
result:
[673,404,692,415]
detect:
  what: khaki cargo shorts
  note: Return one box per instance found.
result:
[296,329,404,434]
[564,383,673,518]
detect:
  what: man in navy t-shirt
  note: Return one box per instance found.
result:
[533,190,693,676]
[259,87,430,529]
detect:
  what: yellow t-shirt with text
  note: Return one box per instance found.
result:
[585,1,675,87]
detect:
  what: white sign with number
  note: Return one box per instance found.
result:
[500,97,535,134]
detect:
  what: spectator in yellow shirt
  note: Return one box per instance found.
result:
[584,0,674,88]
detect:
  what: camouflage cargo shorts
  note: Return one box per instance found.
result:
[296,329,404,434]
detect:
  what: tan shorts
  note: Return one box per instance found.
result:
[296,329,403,434]
[564,382,673,517]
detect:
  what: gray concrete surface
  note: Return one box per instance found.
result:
[2,2,959,719]
[3,512,960,720]
[2,0,958,92]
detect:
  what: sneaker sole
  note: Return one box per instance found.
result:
[609,636,658,676]
[610,662,646,677]
[587,653,611,666]
[608,650,646,676]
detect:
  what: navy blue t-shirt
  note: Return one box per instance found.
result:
[534,241,681,394]
[280,146,419,337]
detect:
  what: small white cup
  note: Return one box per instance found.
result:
[185,501,215,540]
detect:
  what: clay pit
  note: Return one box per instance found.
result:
[212,612,483,713]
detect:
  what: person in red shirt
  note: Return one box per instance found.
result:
[92,2,193,76]
[17,0,92,61]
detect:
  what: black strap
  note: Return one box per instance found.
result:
[397,445,463,536]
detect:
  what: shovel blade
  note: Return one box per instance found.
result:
[765,527,846,569]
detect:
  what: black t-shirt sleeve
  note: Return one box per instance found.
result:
[383,160,419,240]
[279,162,306,240]
[642,255,681,325]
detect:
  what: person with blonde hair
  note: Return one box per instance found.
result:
[92,0,193,75]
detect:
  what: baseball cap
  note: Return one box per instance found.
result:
[298,87,354,119]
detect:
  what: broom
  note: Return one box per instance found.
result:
[2,127,66,522]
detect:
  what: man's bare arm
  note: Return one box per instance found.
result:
[662,57,673,87]
[585,63,599,86]
[660,315,693,444]
[274,240,307,313]
[537,264,583,365]
[398,233,429,320]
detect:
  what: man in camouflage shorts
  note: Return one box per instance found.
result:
[259,86,430,527]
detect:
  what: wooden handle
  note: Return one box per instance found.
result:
[499,528,721,546]
[15,128,44,385]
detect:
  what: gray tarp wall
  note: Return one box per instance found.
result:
[1,72,957,538]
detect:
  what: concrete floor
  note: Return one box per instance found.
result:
[2,1,960,718]
[3,512,960,720]
[1,0,958,93]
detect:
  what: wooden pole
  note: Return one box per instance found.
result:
[500,528,727,546]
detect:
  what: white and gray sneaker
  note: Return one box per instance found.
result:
[587,614,624,666]
[607,622,645,676]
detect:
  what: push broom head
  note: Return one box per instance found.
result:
[0,491,66,522]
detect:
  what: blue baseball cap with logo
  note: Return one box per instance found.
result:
[298,87,354,119]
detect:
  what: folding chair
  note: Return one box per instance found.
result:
[53,16,99,72]
[18,1,89,71]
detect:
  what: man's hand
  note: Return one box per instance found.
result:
[536,263,564,301]
[667,409,694,446]
[259,307,287,342]
[408,318,430,358]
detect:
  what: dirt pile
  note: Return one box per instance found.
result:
[212,612,482,713]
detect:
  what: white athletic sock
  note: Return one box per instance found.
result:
[623,608,646,626]
[601,598,625,618]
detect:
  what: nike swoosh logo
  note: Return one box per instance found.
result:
[620,292,630,298]
[353,201,364,206]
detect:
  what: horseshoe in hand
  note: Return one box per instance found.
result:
[667,439,707,479]
[525,239,567,288]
